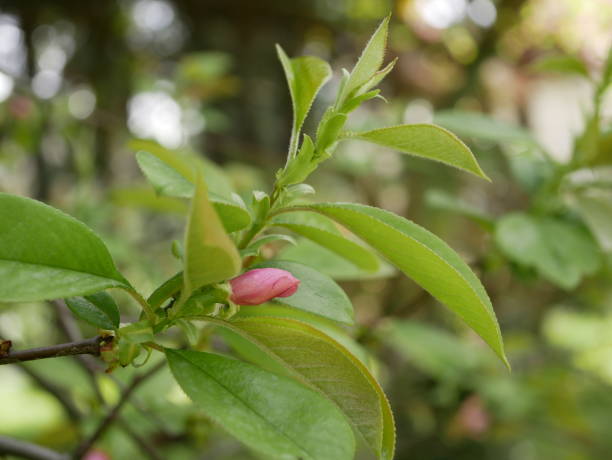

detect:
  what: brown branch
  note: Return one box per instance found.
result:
[72,360,166,459]
[0,435,68,460]
[0,336,106,365]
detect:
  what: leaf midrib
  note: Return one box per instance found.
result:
[0,258,125,285]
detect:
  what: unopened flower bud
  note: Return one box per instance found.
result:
[229,268,299,305]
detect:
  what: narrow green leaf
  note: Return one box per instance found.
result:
[130,138,235,199]
[182,176,240,300]
[277,45,332,142]
[272,212,380,271]
[339,15,390,105]
[252,260,354,324]
[347,124,489,179]
[0,193,129,302]
[301,203,508,367]
[65,292,120,329]
[166,349,355,460]
[279,238,395,280]
[207,316,395,460]
[136,150,194,198]
[148,272,183,309]
[244,234,297,256]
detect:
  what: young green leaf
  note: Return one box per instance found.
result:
[252,260,354,324]
[346,124,489,180]
[206,316,395,460]
[277,45,332,154]
[300,203,508,367]
[166,349,355,460]
[181,176,240,301]
[338,15,390,106]
[65,292,120,330]
[271,213,380,271]
[135,151,251,232]
[0,193,130,302]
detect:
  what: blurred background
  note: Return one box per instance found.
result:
[1,0,612,459]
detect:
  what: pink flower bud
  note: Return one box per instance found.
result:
[84,449,111,460]
[229,268,300,305]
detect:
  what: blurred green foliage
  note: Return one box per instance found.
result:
[1,0,611,459]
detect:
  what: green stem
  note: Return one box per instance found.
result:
[125,288,157,324]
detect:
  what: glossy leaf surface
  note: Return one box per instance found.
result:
[301,203,507,366]
[348,124,489,179]
[209,316,395,460]
[166,349,355,460]
[0,193,129,302]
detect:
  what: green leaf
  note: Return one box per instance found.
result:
[136,150,194,198]
[279,238,395,280]
[235,304,376,372]
[0,193,130,302]
[301,203,508,366]
[209,196,252,233]
[434,110,536,145]
[111,186,188,214]
[272,212,380,271]
[130,138,235,199]
[530,54,589,78]
[338,15,390,105]
[277,46,332,147]
[347,124,489,180]
[251,260,354,324]
[207,316,395,460]
[495,213,601,290]
[134,151,251,232]
[65,292,120,330]
[166,349,355,460]
[248,234,297,251]
[181,176,240,301]
[148,272,183,309]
